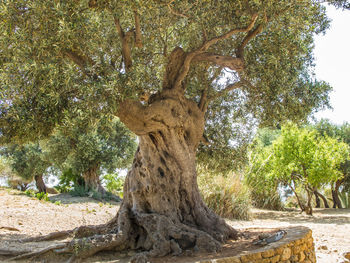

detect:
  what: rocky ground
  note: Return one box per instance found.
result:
[0,188,349,262]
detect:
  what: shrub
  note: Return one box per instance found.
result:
[103,173,124,198]
[35,192,49,201]
[198,170,251,220]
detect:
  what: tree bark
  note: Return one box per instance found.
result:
[82,166,106,194]
[34,175,47,193]
[314,189,329,208]
[112,92,237,261]
[314,190,321,208]
[332,180,343,208]
[305,188,313,216]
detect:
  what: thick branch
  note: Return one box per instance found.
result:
[193,53,244,71]
[171,14,258,93]
[236,23,264,59]
[134,11,143,48]
[200,14,258,51]
[198,89,208,112]
[113,16,133,71]
[62,49,94,74]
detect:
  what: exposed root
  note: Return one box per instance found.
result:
[8,243,67,261]
[20,224,107,242]
[0,249,30,256]
[9,204,237,263]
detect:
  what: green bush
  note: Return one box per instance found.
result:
[103,173,124,198]
[70,185,89,197]
[198,170,251,220]
[35,192,49,201]
[55,169,84,193]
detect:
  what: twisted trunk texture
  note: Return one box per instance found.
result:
[113,92,237,261]
[83,166,104,193]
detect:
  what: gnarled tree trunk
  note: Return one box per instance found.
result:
[34,175,47,193]
[106,91,237,261]
[82,165,104,193]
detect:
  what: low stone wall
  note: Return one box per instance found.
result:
[195,226,316,263]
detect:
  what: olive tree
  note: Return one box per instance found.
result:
[0,1,332,261]
[1,143,49,193]
[43,116,136,198]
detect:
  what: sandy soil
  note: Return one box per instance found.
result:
[0,188,349,262]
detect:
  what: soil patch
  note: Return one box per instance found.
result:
[1,188,349,262]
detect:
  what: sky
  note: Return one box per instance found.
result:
[313,5,350,124]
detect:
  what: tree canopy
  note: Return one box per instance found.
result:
[1,0,331,143]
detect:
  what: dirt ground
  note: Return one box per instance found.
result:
[0,188,349,263]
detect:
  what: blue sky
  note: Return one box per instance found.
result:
[314,5,350,124]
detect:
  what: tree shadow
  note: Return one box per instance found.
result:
[251,208,350,225]
[48,193,121,205]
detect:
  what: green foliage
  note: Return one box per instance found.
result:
[70,185,90,198]
[247,123,350,211]
[43,116,136,190]
[103,173,124,197]
[1,143,49,184]
[24,189,49,201]
[55,168,84,193]
[313,119,350,191]
[25,189,35,197]
[53,200,62,206]
[0,0,331,150]
[198,169,251,220]
[35,192,49,201]
[270,124,348,188]
[245,128,284,210]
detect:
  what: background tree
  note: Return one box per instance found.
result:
[0,1,333,261]
[43,116,136,199]
[249,124,349,215]
[1,143,49,193]
[245,128,284,210]
[313,119,350,208]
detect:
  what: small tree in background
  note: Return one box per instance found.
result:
[248,124,349,215]
[1,143,49,193]
[43,116,136,199]
[313,119,350,208]
[271,124,348,215]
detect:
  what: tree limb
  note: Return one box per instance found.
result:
[113,16,133,72]
[198,89,208,112]
[171,14,258,93]
[236,23,264,59]
[134,11,143,48]
[193,53,244,72]
[199,14,259,51]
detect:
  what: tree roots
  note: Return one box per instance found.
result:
[5,209,236,263]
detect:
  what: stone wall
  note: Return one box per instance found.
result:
[195,226,316,263]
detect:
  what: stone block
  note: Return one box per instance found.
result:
[270,255,281,263]
[261,249,275,258]
[299,251,305,261]
[216,257,241,263]
[240,252,262,262]
[281,248,292,261]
